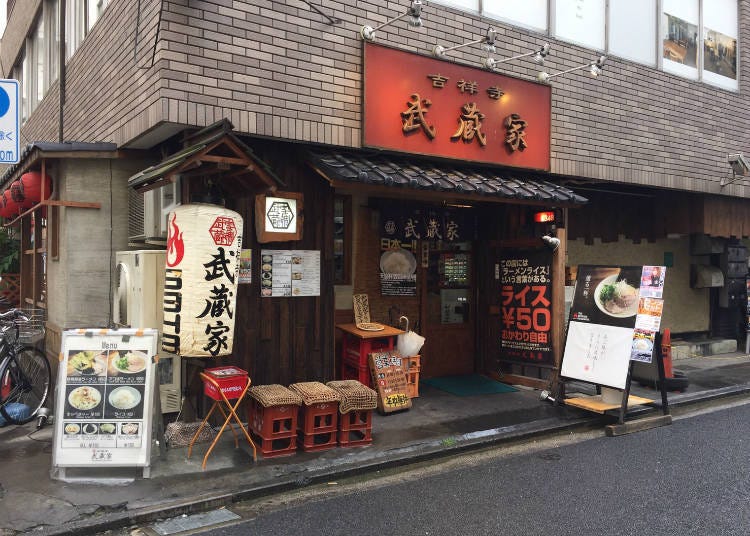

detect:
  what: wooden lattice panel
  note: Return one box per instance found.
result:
[0,273,20,306]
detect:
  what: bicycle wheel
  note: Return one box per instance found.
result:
[0,347,51,425]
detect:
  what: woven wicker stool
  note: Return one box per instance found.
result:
[327,380,378,447]
[248,384,303,458]
[288,382,341,452]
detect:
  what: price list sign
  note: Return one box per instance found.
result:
[499,251,553,366]
[368,351,412,414]
[53,329,157,471]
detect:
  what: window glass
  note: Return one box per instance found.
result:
[45,0,59,90]
[484,0,547,32]
[431,0,479,13]
[661,0,699,79]
[21,50,29,123]
[702,0,737,89]
[87,0,108,31]
[609,0,656,66]
[34,19,45,106]
[65,0,85,59]
[552,0,605,51]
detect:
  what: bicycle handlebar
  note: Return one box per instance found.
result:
[0,309,29,323]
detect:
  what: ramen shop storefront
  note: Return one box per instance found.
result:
[307,42,586,386]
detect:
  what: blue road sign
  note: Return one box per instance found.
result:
[0,80,19,164]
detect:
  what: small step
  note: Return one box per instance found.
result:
[671,338,737,360]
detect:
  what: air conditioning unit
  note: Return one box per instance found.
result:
[113,250,181,413]
[143,180,181,239]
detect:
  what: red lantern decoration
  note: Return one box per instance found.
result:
[9,180,33,209]
[20,171,52,203]
[0,189,19,218]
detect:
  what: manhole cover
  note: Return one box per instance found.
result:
[539,452,562,461]
[151,509,240,535]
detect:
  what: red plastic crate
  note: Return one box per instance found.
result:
[299,430,338,452]
[254,434,298,458]
[338,409,373,447]
[298,402,338,436]
[341,358,372,388]
[203,366,249,401]
[248,398,298,440]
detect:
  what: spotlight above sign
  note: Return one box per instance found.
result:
[361,0,422,41]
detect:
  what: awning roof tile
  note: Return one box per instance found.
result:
[310,151,587,205]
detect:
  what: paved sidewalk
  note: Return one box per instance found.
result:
[2,354,750,536]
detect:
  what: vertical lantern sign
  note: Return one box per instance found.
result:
[162,204,243,357]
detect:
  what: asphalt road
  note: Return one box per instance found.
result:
[146,400,750,536]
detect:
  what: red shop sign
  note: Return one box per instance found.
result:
[363,42,551,171]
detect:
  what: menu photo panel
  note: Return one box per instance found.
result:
[53,329,158,469]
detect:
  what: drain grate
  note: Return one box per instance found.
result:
[151,508,241,535]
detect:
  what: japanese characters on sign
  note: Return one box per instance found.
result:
[380,205,475,248]
[364,42,550,170]
[53,329,157,469]
[162,204,242,357]
[368,351,412,414]
[499,252,553,366]
[265,196,296,232]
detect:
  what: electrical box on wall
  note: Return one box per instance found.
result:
[691,264,724,288]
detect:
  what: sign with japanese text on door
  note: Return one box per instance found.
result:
[499,251,553,366]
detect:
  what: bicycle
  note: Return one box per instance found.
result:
[0,308,51,425]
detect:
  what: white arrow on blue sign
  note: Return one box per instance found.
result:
[0,80,19,164]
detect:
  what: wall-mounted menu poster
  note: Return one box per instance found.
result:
[52,329,157,470]
[260,250,321,297]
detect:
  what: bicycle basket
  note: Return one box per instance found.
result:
[1,308,46,346]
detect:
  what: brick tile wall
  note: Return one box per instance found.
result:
[10,0,750,196]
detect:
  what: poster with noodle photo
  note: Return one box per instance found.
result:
[567,266,642,329]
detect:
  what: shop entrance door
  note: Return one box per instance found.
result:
[421,242,475,377]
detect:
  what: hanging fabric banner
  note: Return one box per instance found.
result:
[162,204,243,357]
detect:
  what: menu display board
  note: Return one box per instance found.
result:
[260,250,320,297]
[368,351,412,414]
[53,329,157,470]
[561,266,642,389]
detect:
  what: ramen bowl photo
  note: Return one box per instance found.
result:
[112,351,148,374]
[594,275,639,318]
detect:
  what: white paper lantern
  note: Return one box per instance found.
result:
[161,204,243,357]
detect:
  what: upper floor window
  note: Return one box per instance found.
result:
[66,0,109,59]
[435,0,739,90]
